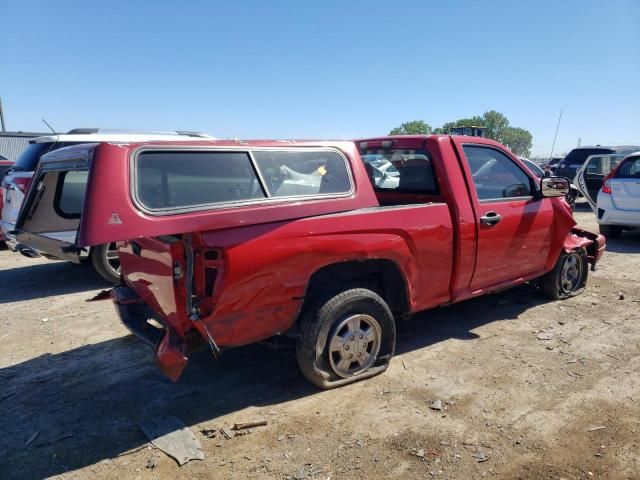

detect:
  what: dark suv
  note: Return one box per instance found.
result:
[554,147,616,181]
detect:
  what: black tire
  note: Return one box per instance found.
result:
[296,288,396,389]
[599,224,622,239]
[539,249,588,300]
[90,243,121,284]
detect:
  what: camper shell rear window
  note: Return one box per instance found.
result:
[132,148,353,214]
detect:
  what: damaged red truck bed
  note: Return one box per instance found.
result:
[15,135,605,388]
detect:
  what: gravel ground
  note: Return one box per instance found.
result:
[1,205,639,480]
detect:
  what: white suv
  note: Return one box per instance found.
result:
[1,129,214,282]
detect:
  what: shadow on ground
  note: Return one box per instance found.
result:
[0,260,110,304]
[0,277,549,479]
[604,230,640,254]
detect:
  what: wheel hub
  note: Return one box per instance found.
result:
[328,314,381,378]
[560,254,582,292]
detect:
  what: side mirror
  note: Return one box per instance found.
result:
[544,170,551,177]
[541,176,570,197]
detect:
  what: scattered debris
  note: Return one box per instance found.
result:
[586,426,607,432]
[141,415,204,466]
[618,291,625,300]
[25,430,40,446]
[277,435,286,441]
[416,449,425,458]
[479,334,498,341]
[429,400,443,411]
[472,451,490,462]
[288,464,323,479]
[402,359,408,370]
[201,428,218,439]
[221,428,236,440]
[146,456,158,469]
[201,420,267,441]
[233,420,268,430]
[537,332,554,341]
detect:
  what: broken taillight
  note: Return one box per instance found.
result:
[601,174,612,194]
[13,177,33,194]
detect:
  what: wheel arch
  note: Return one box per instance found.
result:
[303,258,411,317]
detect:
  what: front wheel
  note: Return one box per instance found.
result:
[90,243,121,284]
[539,249,588,300]
[296,288,396,389]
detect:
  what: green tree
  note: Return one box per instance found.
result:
[501,127,533,157]
[481,110,510,141]
[389,120,432,135]
[434,116,485,134]
[435,110,533,156]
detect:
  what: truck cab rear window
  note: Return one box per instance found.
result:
[134,149,352,213]
[359,149,439,196]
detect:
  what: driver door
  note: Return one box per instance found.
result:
[455,142,554,291]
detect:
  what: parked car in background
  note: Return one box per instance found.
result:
[544,157,563,174]
[519,157,580,210]
[554,147,616,180]
[575,152,640,238]
[14,135,604,387]
[0,156,14,243]
[554,146,640,181]
[1,129,214,282]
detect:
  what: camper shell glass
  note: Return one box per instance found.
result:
[131,147,354,215]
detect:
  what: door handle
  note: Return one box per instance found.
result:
[480,211,502,226]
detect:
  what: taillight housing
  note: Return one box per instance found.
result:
[601,173,613,194]
[13,177,32,194]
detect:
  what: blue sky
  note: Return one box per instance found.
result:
[1,0,638,156]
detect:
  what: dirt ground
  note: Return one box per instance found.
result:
[1,204,639,480]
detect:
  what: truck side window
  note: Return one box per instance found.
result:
[253,150,351,197]
[54,170,89,219]
[462,145,533,201]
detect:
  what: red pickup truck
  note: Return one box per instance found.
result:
[14,135,605,388]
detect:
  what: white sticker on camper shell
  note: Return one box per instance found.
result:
[108,213,123,225]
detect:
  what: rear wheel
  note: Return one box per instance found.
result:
[90,243,121,284]
[296,288,395,389]
[599,224,622,239]
[539,249,588,300]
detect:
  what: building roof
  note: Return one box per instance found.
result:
[0,131,49,160]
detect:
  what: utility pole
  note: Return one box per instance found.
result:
[549,108,563,161]
[0,97,6,132]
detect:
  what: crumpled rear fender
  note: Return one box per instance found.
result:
[563,227,606,270]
